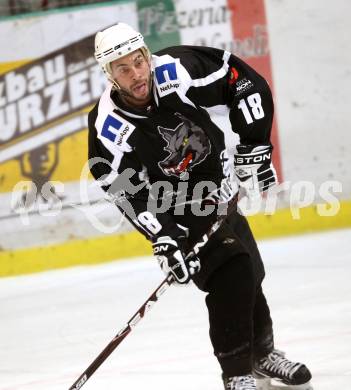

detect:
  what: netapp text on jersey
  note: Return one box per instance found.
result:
[0,54,105,142]
[159,82,180,92]
[116,126,130,146]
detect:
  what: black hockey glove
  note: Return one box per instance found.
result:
[234,143,277,194]
[152,236,201,284]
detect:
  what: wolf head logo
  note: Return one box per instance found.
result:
[157,114,211,177]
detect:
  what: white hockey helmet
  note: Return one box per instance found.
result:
[94,22,151,85]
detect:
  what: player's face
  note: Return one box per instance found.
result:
[110,50,152,107]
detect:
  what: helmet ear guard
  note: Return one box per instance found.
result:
[94,23,151,89]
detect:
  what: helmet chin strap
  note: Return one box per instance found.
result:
[108,76,121,91]
[108,77,137,101]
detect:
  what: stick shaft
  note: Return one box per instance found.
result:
[69,274,174,390]
[68,198,237,389]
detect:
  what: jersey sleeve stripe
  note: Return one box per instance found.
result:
[191,51,231,88]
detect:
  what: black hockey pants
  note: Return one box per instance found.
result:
[192,209,274,376]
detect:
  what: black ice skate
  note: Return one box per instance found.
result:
[222,374,257,390]
[253,349,312,389]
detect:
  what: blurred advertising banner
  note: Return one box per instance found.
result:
[0,2,137,203]
[0,0,279,236]
[0,35,102,179]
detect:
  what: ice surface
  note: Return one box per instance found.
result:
[1,228,350,389]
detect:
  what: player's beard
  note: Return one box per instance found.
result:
[119,77,153,107]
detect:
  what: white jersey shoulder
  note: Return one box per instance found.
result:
[152,53,193,102]
[95,84,135,153]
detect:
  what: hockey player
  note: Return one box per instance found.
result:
[88,23,312,390]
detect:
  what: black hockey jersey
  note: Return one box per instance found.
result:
[88,46,274,245]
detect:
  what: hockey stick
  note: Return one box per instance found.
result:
[68,200,236,390]
[69,273,174,390]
